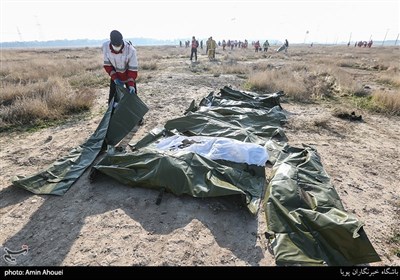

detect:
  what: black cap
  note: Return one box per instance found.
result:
[110,30,123,46]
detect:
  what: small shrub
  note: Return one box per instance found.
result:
[141,61,158,70]
[371,90,400,115]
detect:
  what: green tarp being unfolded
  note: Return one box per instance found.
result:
[11,104,113,195]
[12,86,148,195]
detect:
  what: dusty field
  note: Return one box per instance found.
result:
[0,45,399,266]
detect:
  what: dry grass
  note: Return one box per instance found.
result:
[140,60,158,70]
[247,68,310,101]
[372,90,400,115]
[0,76,95,129]
[1,44,399,131]
[0,48,103,129]
[376,67,400,88]
[326,66,366,96]
[247,64,336,101]
[244,45,399,113]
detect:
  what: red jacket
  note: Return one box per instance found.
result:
[191,39,199,49]
[102,41,138,87]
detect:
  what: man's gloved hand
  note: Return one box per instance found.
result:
[129,86,136,94]
[114,79,124,86]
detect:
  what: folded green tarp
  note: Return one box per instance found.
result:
[199,86,283,109]
[12,86,148,195]
[94,147,265,214]
[164,109,287,147]
[264,144,381,265]
[196,105,287,127]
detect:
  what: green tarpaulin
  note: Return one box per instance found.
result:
[12,86,148,195]
[94,147,265,214]
[263,144,381,265]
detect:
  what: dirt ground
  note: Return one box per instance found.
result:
[1,47,399,266]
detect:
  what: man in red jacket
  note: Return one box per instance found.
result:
[102,30,142,154]
[102,30,138,105]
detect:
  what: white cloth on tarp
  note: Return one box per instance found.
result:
[156,135,268,166]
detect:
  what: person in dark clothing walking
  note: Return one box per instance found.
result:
[190,36,199,62]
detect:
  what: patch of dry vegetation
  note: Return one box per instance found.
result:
[0,48,104,129]
[1,45,399,131]
[372,90,400,115]
[247,64,336,101]
[0,76,94,129]
[245,45,400,114]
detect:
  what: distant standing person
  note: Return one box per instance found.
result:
[254,40,260,52]
[284,39,289,52]
[263,40,270,52]
[190,36,199,62]
[207,36,217,60]
[102,30,138,105]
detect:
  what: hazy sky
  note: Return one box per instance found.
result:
[1,0,399,43]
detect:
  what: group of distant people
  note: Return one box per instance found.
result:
[181,40,203,49]
[186,36,290,61]
[189,36,218,61]
[354,40,373,48]
[252,40,272,52]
